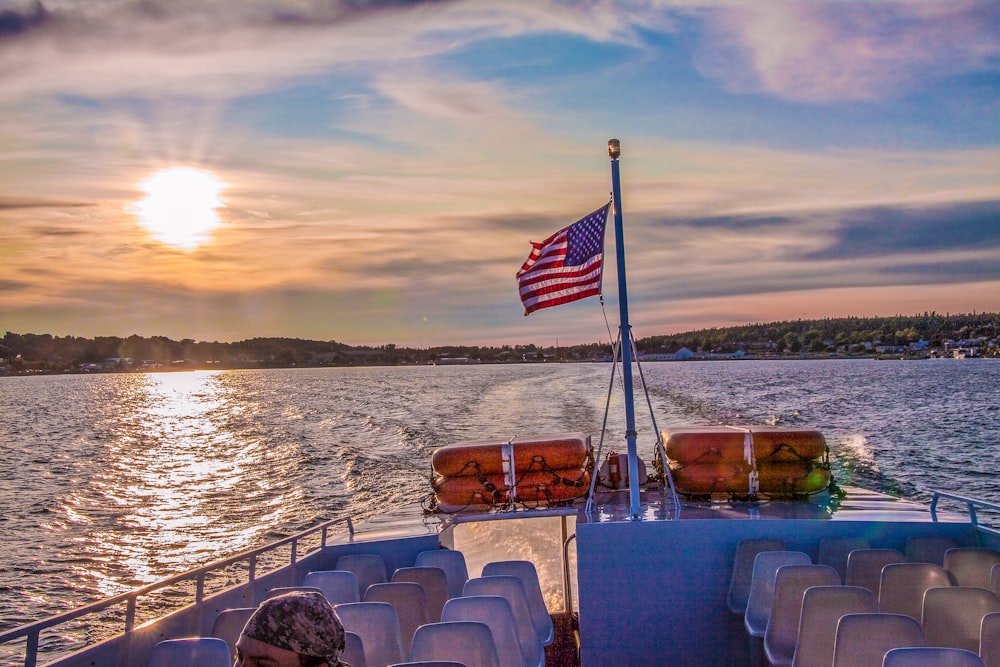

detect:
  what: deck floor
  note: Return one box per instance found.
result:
[545,612,579,667]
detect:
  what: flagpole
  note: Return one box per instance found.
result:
[608,139,642,520]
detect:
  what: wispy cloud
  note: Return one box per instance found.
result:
[694,1,1000,103]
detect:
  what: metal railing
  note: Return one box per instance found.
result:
[0,516,355,667]
[930,490,1000,534]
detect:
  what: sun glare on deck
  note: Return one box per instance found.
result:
[133,167,225,250]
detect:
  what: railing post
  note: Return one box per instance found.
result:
[124,597,136,632]
[25,630,39,667]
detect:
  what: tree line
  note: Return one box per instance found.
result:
[2,311,998,374]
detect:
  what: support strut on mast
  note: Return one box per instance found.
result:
[608,139,643,520]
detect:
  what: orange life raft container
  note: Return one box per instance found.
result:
[664,426,827,464]
[432,468,592,512]
[663,426,831,497]
[430,433,593,512]
[431,432,591,477]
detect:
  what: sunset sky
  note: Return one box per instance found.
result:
[2,0,998,347]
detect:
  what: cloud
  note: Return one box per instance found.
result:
[0,1,50,37]
[0,1,649,101]
[694,1,1000,103]
[0,197,91,209]
[805,200,1000,259]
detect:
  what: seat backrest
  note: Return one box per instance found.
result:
[727,539,787,615]
[303,570,361,605]
[441,595,525,667]
[364,581,429,654]
[343,630,367,667]
[981,611,1000,667]
[831,613,925,667]
[407,621,500,667]
[209,607,255,661]
[922,586,1000,653]
[818,537,871,584]
[993,563,1000,597]
[845,549,906,598]
[334,601,406,667]
[462,575,541,665]
[415,549,470,599]
[905,535,960,565]
[336,553,389,596]
[944,548,1000,588]
[883,646,986,667]
[792,585,877,667]
[764,564,840,667]
[264,585,325,601]
[744,551,811,638]
[481,560,554,646]
[146,637,232,667]
[878,562,952,621]
[392,566,450,623]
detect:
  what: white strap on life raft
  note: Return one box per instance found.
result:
[502,438,517,503]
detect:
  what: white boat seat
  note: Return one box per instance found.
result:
[922,586,1000,653]
[744,551,811,638]
[818,536,872,584]
[980,611,1000,667]
[831,612,925,667]
[944,548,1000,588]
[336,553,389,596]
[905,535,960,565]
[481,560,554,646]
[877,562,951,621]
[442,595,529,667]
[147,637,231,667]
[343,630,367,667]
[763,564,840,667]
[334,601,406,667]
[727,538,786,615]
[208,607,255,661]
[303,569,362,605]
[364,581,429,654]
[407,621,501,667]
[883,646,985,667]
[415,549,470,599]
[462,575,542,665]
[392,566,450,623]
[845,549,906,598]
[791,585,877,667]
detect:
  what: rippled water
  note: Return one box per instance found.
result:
[1,360,998,638]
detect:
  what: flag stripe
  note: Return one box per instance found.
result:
[516,204,609,315]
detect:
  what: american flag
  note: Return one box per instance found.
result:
[517,203,610,315]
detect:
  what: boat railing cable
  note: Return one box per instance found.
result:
[629,330,681,514]
[585,330,622,516]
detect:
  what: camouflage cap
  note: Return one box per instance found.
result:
[242,590,346,661]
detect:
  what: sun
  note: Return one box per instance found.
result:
[133,167,225,249]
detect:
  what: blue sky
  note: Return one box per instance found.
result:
[1,1,998,346]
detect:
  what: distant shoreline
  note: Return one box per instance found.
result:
[5,352,995,378]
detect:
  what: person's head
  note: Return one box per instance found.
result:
[234,590,346,667]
